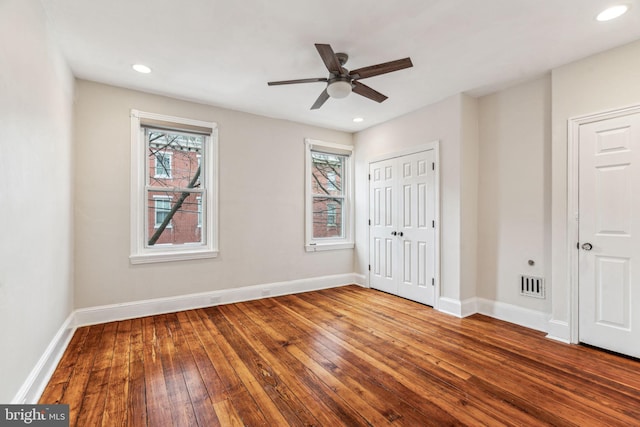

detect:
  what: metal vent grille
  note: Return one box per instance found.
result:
[520,275,545,298]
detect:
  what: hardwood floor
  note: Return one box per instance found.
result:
[40,285,640,426]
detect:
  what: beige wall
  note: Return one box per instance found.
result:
[354,75,553,317]
[477,75,551,313]
[460,95,479,301]
[0,0,75,402]
[353,94,475,304]
[73,80,353,308]
[550,39,640,339]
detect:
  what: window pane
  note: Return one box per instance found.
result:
[311,152,344,197]
[147,191,203,246]
[312,197,343,238]
[147,129,203,189]
[154,198,171,227]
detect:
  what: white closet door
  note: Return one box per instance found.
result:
[369,150,436,306]
[397,150,435,306]
[369,158,397,294]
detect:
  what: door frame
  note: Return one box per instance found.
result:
[567,104,640,344]
[368,141,441,308]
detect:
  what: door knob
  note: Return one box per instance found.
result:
[581,242,593,251]
[398,232,404,237]
[391,231,397,236]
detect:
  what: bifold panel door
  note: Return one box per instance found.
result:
[369,150,436,306]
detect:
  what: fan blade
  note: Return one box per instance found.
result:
[311,89,330,110]
[315,43,344,74]
[268,77,327,86]
[352,81,388,103]
[349,57,413,80]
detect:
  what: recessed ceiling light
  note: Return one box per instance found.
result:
[132,64,152,74]
[596,5,629,21]
[353,117,364,123]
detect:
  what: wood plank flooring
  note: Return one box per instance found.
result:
[39,285,640,426]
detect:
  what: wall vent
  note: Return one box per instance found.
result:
[520,275,545,299]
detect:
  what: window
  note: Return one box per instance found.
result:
[327,171,337,191]
[154,152,172,178]
[130,110,218,263]
[304,138,354,251]
[327,203,337,226]
[154,196,172,228]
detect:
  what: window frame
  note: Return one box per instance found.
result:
[196,196,202,228]
[304,138,354,252]
[130,110,218,264]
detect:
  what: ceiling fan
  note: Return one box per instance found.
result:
[267,43,413,110]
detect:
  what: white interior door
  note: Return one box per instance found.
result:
[369,150,436,306]
[369,158,396,295]
[578,112,640,358]
[397,150,435,305]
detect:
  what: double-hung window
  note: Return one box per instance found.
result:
[130,110,218,263]
[304,138,354,251]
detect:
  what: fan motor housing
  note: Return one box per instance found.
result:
[336,52,349,66]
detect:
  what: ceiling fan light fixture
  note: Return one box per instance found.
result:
[327,80,352,99]
[267,43,413,109]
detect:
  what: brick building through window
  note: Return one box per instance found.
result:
[310,151,344,239]
[147,129,203,246]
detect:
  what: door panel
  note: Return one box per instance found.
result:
[579,113,640,358]
[418,241,427,287]
[403,240,412,283]
[595,164,631,234]
[397,150,435,305]
[403,184,412,227]
[595,256,629,328]
[369,158,396,294]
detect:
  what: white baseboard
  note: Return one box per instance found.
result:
[74,273,360,327]
[461,297,478,317]
[437,297,463,317]
[352,273,367,287]
[438,296,550,333]
[437,297,478,318]
[477,298,549,333]
[546,319,571,343]
[12,313,76,404]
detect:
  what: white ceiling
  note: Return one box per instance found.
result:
[41,0,640,132]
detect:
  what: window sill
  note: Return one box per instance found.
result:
[305,242,354,252]
[130,248,218,264]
